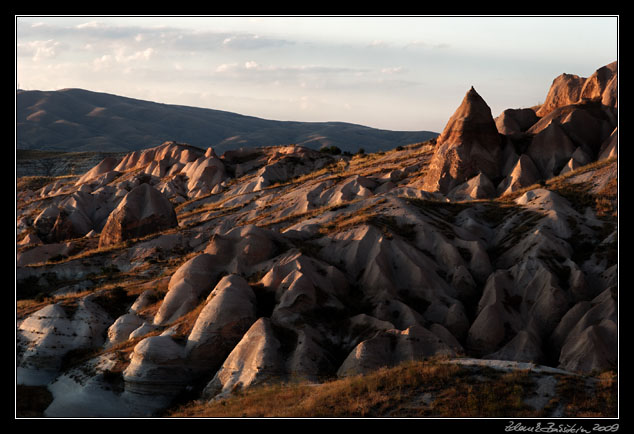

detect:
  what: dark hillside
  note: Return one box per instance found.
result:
[16,88,438,154]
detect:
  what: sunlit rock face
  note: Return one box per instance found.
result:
[98,183,178,248]
[423,87,503,195]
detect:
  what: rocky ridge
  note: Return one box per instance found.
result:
[16,62,617,417]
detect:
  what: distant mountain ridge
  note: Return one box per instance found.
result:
[16,88,438,154]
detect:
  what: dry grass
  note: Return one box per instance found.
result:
[16,175,68,192]
[166,360,553,418]
[167,358,618,418]
[551,371,618,417]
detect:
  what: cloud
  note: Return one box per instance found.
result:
[20,19,292,53]
[221,33,292,50]
[405,40,450,49]
[91,46,155,71]
[214,61,363,75]
[368,40,388,48]
[18,39,62,61]
[381,66,404,74]
[76,21,102,29]
[215,63,239,73]
[244,60,259,69]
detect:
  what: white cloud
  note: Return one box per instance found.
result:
[92,54,114,70]
[91,46,155,71]
[368,40,388,48]
[244,60,259,69]
[215,63,238,72]
[381,66,404,74]
[131,47,154,61]
[76,21,102,29]
[220,33,291,50]
[405,40,450,49]
[19,39,61,61]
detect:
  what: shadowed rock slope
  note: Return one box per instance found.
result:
[16,62,617,418]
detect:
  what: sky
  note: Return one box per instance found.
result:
[15,15,618,133]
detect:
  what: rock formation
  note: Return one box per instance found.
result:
[185,274,257,372]
[98,183,178,248]
[16,61,618,418]
[536,73,586,117]
[423,87,503,194]
[495,108,539,137]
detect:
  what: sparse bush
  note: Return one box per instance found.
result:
[320,145,342,155]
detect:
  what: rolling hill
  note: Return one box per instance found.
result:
[16,88,438,154]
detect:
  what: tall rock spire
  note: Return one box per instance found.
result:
[423,86,502,194]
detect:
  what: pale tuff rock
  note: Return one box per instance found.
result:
[557,288,617,373]
[123,335,190,395]
[203,318,335,400]
[485,329,544,365]
[497,154,540,196]
[598,128,618,160]
[557,105,615,156]
[495,108,539,136]
[39,178,76,198]
[181,149,227,198]
[114,142,200,173]
[257,175,377,223]
[17,295,112,385]
[129,322,159,339]
[202,318,285,399]
[105,313,145,348]
[336,325,455,377]
[185,274,257,372]
[261,250,348,325]
[423,87,502,194]
[536,62,618,118]
[75,156,120,186]
[536,73,586,117]
[16,241,75,266]
[223,145,332,194]
[559,147,592,175]
[579,61,618,107]
[526,121,577,179]
[204,224,285,273]
[17,232,42,247]
[130,289,160,313]
[286,325,336,382]
[33,205,61,235]
[342,314,396,350]
[467,256,571,355]
[76,141,228,200]
[153,253,217,325]
[448,172,496,200]
[372,297,426,331]
[98,183,178,248]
